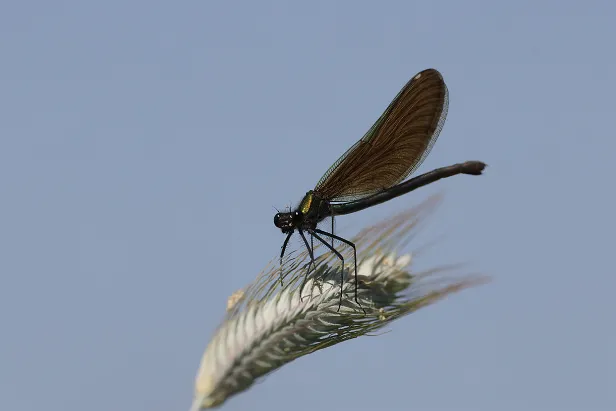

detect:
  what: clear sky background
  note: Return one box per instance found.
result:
[1,1,614,410]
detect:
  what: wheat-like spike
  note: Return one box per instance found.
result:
[190,195,488,409]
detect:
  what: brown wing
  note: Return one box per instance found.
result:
[314,68,448,202]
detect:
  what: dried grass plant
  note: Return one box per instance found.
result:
[190,195,488,409]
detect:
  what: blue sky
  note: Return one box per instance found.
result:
[1,1,614,410]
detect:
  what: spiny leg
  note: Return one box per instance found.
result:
[298,229,317,300]
[310,233,315,262]
[313,228,365,314]
[309,230,347,312]
[298,229,317,271]
[310,233,318,291]
[309,231,324,296]
[279,231,293,286]
[331,215,335,247]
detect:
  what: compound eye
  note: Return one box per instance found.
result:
[274,213,281,226]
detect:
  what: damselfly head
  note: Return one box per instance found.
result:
[274,210,304,234]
